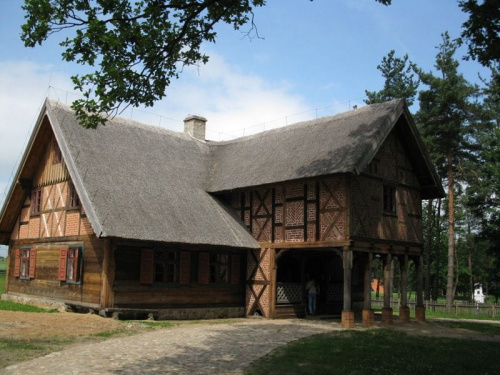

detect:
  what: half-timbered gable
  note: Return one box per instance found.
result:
[0,98,443,325]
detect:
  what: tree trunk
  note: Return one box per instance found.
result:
[468,221,474,302]
[425,199,433,301]
[432,199,442,302]
[445,151,456,313]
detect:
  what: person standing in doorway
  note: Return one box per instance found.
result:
[306,278,320,315]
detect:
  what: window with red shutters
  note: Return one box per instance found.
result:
[16,248,35,279]
[58,246,83,283]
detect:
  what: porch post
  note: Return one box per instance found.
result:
[341,246,355,328]
[381,253,393,325]
[415,255,426,321]
[399,254,410,323]
[100,239,115,309]
[362,252,375,326]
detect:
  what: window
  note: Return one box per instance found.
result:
[31,188,41,215]
[383,185,396,214]
[14,247,36,279]
[210,253,230,284]
[68,183,80,209]
[53,140,62,164]
[20,248,30,278]
[58,246,83,283]
[154,249,179,284]
[140,248,190,285]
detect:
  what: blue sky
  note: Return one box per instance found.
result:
[0,0,491,256]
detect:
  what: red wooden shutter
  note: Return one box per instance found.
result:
[13,249,20,277]
[198,252,210,285]
[231,254,241,285]
[140,248,154,285]
[28,249,37,279]
[58,248,68,281]
[179,251,191,285]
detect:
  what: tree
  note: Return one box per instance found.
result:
[415,32,479,313]
[459,0,500,69]
[364,50,419,107]
[21,0,392,129]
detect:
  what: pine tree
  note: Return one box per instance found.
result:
[415,32,479,313]
[365,50,419,106]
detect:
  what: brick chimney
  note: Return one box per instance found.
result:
[184,115,207,141]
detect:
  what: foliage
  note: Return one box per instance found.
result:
[364,50,419,107]
[459,0,500,69]
[415,32,480,312]
[21,0,392,129]
[244,330,500,375]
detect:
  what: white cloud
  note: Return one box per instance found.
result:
[0,61,73,207]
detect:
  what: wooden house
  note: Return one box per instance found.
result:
[0,98,443,326]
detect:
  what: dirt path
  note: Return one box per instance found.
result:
[0,311,124,340]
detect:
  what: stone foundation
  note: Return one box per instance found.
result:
[399,306,411,323]
[362,309,375,327]
[341,310,355,329]
[415,306,426,322]
[381,307,393,325]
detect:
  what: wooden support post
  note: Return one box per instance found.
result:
[341,246,355,329]
[415,255,426,322]
[269,248,277,319]
[100,239,115,308]
[362,253,374,326]
[381,253,393,325]
[399,254,410,323]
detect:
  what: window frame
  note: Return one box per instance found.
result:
[153,249,180,285]
[68,182,81,210]
[209,252,231,284]
[58,246,84,284]
[383,184,397,214]
[19,248,31,279]
[31,188,42,215]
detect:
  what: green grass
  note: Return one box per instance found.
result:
[0,299,58,313]
[435,321,500,335]
[245,329,500,375]
[137,321,178,329]
[0,258,6,272]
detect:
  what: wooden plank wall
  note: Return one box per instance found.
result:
[112,245,246,307]
[7,235,104,305]
[351,132,423,243]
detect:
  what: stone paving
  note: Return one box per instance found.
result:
[3,319,341,374]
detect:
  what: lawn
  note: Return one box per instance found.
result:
[245,329,500,375]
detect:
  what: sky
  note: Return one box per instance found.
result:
[0,0,492,256]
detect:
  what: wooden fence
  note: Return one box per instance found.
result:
[371,298,499,319]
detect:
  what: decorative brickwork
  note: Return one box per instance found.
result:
[231,176,347,244]
[246,248,272,317]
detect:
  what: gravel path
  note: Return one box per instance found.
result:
[3,319,340,374]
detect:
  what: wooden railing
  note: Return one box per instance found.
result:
[371,298,499,319]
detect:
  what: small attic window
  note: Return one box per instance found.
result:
[53,140,62,164]
[31,188,41,215]
[68,183,80,209]
[383,185,396,214]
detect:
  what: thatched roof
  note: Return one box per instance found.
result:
[0,98,443,246]
[208,99,442,199]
